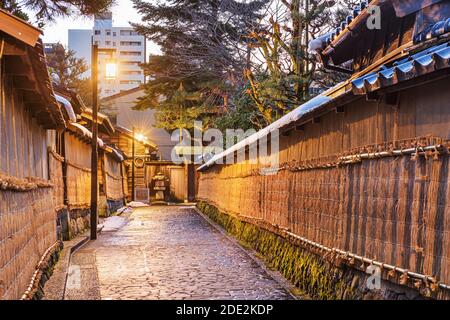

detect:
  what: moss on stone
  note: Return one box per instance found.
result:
[197,201,359,300]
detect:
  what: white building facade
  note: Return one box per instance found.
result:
[68,12,146,97]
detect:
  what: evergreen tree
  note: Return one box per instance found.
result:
[0,0,29,20]
[132,0,268,130]
[0,0,114,24]
[245,0,359,125]
[47,43,88,88]
[46,43,95,106]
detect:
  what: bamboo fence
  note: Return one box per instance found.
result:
[64,134,92,209]
[0,68,58,299]
[104,154,124,201]
[0,183,56,300]
[48,149,65,210]
[198,78,450,292]
[198,138,450,289]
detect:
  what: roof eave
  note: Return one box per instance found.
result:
[0,9,42,47]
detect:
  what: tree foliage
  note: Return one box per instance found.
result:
[132,0,268,130]
[47,43,88,87]
[46,43,94,106]
[244,0,359,125]
[0,0,29,20]
[0,0,114,24]
[133,0,359,132]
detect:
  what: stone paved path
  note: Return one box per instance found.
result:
[64,206,292,300]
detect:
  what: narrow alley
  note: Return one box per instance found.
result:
[63,206,292,300]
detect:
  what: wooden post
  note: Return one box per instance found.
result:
[132,126,136,201]
[90,42,99,240]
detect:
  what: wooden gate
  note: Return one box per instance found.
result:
[168,166,186,202]
[134,187,150,204]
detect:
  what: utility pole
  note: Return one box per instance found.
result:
[90,41,99,240]
[132,126,136,201]
[90,41,116,240]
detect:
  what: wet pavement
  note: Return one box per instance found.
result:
[64,206,292,300]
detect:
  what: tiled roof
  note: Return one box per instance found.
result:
[198,89,340,171]
[309,0,370,54]
[315,1,450,58]
[68,122,104,147]
[199,40,450,171]
[324,1,369,47]
[352,41,450,94]
[413,17,450,44]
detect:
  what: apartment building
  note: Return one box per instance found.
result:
[68,12,146,97]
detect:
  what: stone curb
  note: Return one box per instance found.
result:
[193,206,300,300]
[42,234,90,300]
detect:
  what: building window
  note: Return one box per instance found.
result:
[106,41,111,45]
[120,41,142,46]
[122,70,142,75]
[121,51,142,56]
[120,30,139,36]
[94,30,101,35]
[106,30,111,36]
[113,42,117,46]
[121,61,140,65]
[113,32,117,36]
[120,80,142,85]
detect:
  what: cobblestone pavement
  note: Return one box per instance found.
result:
[64,206,292,300]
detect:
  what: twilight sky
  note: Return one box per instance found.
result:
[36,0,161,54]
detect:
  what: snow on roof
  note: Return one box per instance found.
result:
[56,94,77,123]
[111,148,124,161]
[198,87,338,171]
[70,122,104,147]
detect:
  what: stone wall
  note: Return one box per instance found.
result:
[107,199,125,215]
[68,208,90,240]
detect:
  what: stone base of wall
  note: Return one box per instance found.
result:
[21,241,63,300]
[99,197,125,218]
[68,208,90,240]
[107,198,125,215]
[57,208,90,240]
[197,201,426,300]
[99,195,108,218]
[56,208,69,241]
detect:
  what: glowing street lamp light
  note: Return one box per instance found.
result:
[105,60,117,80]
[135,133,146,142]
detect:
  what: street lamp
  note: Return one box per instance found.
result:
[105,60,118,80]
[132,126,136,202]
[90,41,117,240]
[135,133,146,142]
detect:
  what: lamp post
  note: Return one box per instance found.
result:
[90,41,117,240]
[132,126,136,202]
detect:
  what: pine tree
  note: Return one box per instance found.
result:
[0,0,29,20]
[46,43,88,88]
[46,43,96,106]
[245,0,359,124]
[0,0,113,24]
[132,0,268,130]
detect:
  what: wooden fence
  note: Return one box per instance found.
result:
[198,77,450,293]
[48,149,65,209]
[104,154,124,201]
[64,134,91,209]
[0,63,57,299]
[198,148,450,285]
[0,183,56,300]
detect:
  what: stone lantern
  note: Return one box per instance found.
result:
[152,172,169,204]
